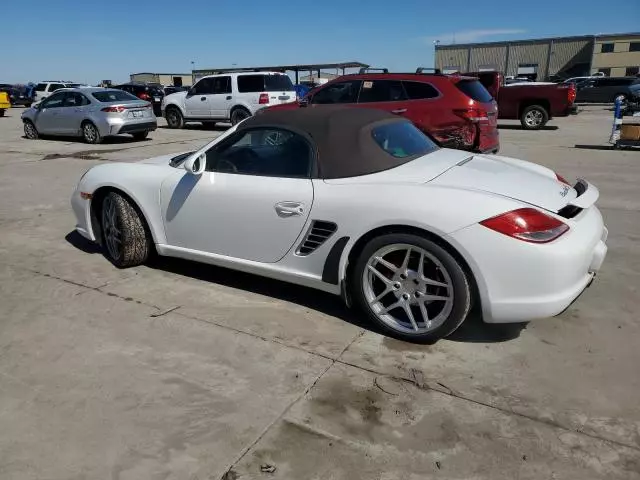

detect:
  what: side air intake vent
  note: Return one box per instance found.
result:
[296,221,337,256]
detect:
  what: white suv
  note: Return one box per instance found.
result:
[161,72,296,128]
[34,81,82,103]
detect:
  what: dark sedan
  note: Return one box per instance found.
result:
[574,77,640,103]
[111,82,164,116]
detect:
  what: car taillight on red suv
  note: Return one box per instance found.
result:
[454,108,490,122]
[567,83,576,104]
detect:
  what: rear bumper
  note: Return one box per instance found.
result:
[97,117,158,136]
[117,121,157,134]
[449,206,608,323]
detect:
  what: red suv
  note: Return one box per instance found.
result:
[266,68,499,153]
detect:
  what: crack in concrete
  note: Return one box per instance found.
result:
[17,265,640,454]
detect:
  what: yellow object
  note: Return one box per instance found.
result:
[0,91,10,115]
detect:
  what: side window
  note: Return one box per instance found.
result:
[41,92,65,108]
[402,81,440,100]
[630,42,640,52]
[206,128,312,178]
[35,83,46,92]
[310,81,362,104]
[237,75,266,93]
[63,92,89,107]
[192,78,214,95]
[213,76,232,94]
[48,83,65,92]
[600,43,614,53]
[626,67,639,76]
[358,80,406,103]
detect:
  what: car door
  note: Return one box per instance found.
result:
[33,92,67,134]
[208,76,234,119]
[356,79,409,116]
[59,92,90,135]
[575,80,597,102]
[160,127,314,263]
[184,78,214,118]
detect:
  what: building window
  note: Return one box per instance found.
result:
[625,67,639,76]
[600,43,614,53]
[630,42,640,52]
[598,68,611,76]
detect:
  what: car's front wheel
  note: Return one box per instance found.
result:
[352,233,472,343]
[24,120,38,139]
[100,191,151,268]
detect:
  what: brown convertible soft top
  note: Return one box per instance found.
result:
[238,106,421,179]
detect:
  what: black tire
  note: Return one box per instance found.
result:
[82,121,102,144]
[25,103,32,108]
[0,109,4,117]
[100,191,151,268]
[24,120,39,139]
[132,131,149,141]
[165,106,184,129]
[351,233,472,343]
[520,105,549,130]
[230,107,251,126]
[202,121,217,129]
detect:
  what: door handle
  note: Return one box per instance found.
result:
[226,96,232,100]
[275,201,304,217]
[200,96,207,101]
[391,108,407,114]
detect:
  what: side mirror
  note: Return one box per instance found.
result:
[184,153,207,175]
[186,88,195,97]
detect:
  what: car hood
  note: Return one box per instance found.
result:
[165,91,188,102]
[138,151,190,166]
[430,153,578,212]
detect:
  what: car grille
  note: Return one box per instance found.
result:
[296,221,337,256]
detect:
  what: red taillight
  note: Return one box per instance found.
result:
[480,208,569,243]
[101,106,126,113]
[555,172,570,185]
[567,84,576,104]
[454,108,489,122]
[139,92,151,101]
[258,93,270,105]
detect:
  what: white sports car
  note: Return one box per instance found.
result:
[71,107,608,342]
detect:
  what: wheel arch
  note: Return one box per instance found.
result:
[89,185,160,249]
[518,99,550,118]
[339,224,485,315]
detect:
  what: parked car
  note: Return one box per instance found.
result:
[162,71,296,128]
[22,88,157,144]
[465,71,576,129]
[0,90,10,116]
[0,84,37,107]
[574,77,640,103]
[112,82,165,116]
[70,107,607,343]
[164,85,187,96]
[33,81,79,103]
[266,68,499,153]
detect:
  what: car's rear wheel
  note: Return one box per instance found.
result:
[82,121,102,144]
[24,120,38,139]
[165,107,184,129]
[132,131,149,141]
[0,109,4,117]
[100,191,151,268]
[352,233,472,343]
[230,108,251,126]
[520,105,549,130]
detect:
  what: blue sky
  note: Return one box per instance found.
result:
[2,0,639,84]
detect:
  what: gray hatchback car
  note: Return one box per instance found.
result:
[21,88,157,144]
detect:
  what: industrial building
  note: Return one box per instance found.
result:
[435,32,640,80]
[129,72,194,87]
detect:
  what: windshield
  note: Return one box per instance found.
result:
[91,90,140,102]
[371,122,439,159]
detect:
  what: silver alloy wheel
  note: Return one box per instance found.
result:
[524,109,543,127]
[83,123,98,143]
[102,196,122,261]
[24,122,37,139]
[167,109,179,127]
[363,243,454,334]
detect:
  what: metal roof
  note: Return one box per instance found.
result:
[193,62,369,75]
[435,32,640,49]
